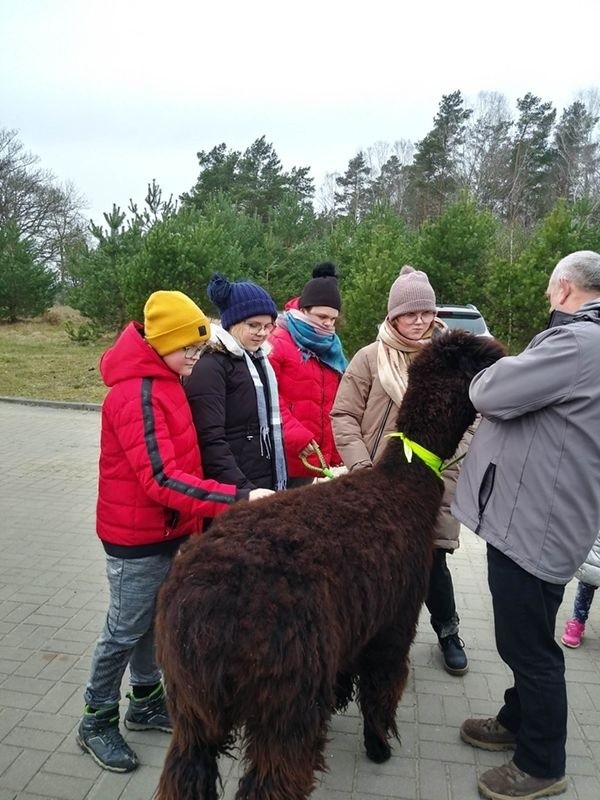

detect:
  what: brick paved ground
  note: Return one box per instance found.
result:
[0,401,598,800]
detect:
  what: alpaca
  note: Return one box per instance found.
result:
[155,330,505,800]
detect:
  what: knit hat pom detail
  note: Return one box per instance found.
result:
[207,272,278,330]
[299,261,342,310]
[312,262,338,279]
[207,273,232,307]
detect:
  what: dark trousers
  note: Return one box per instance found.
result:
[573,581,597,624]
[487,544,566,778]
[426,548,459,638]
[286,476,314,489]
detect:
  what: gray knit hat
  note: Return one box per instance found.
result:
[387,266,436,320]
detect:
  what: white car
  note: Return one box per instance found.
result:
[436,304,491,336]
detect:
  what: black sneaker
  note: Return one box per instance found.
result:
[76,705,138,772]
[439,634,469,676]
[124,684,172,732]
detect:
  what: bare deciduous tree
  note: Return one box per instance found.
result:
[0,128,88,273]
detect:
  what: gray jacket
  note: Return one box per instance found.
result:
[452,300,600,584]
[576,533,600,587]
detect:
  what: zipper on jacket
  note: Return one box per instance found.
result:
[320,364,326,450]
[164,509,180,537]
[370,398,394,461]
[476,463,496,533]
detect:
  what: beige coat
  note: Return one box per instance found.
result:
[330,340,470,550]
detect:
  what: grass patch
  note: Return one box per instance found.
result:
[0,309,114,403]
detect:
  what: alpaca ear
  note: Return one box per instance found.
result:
[457,335,506,378]
[427,330,505,377]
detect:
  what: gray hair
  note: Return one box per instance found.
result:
[551,250,600,292]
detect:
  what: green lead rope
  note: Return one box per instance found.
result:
[385,432,445,480]
[300,440,335,480]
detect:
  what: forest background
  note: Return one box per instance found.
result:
[2,88,600,362]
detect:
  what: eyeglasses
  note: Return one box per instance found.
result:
[244,321,275,334]
[183,345,204,358]
[398,311,435,324]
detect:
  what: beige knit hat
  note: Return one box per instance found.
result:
[387,266,436,320]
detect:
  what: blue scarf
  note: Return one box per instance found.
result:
[282,310,348,374]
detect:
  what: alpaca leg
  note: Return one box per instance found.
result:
[236,712,328,800]
[356,624,412,763]
[156,688,232,800]
[157,734,220,800]
[334,669,355,712]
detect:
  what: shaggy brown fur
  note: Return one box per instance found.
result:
[155,330,505,800]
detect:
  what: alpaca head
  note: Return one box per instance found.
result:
[394,330,506,459]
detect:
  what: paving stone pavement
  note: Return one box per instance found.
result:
[0,400,599,800]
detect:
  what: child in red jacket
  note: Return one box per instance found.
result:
[268,263,347,486]
[77,290,272,773]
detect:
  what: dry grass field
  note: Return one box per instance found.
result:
[0,307,114,403]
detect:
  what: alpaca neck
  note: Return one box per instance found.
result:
[389,394,476,464]
[387,433,444,479]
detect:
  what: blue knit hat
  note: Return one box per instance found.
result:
[207,273,278,330]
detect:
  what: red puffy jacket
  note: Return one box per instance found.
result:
[268,322,343,478]
[97,322,240,553]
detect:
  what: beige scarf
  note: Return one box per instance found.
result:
[376,318,438,407]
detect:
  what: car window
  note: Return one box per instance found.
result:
[437,311,489,335]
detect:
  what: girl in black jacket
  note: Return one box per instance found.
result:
[184,274,286,495]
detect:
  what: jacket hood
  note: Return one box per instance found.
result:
[100,321,177,387]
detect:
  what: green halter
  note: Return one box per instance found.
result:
[386,432,444,480]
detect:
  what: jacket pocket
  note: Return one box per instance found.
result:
[476,463,496,532]
[165,508,180,536]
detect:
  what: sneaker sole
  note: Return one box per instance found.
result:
[560,637,581,648]
[460,729,516,751]
[444,663,469,676]
[76,734,139,773]
[123,719,173,733]
[477,775,567,800]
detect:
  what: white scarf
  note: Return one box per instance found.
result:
[376,318,437,407]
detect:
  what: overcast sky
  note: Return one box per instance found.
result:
[2,0,599,225]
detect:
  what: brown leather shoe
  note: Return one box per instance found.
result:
[478,760,567,799]
[460,717,516,751]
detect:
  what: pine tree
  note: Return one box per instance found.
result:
[181,137,313,222]
[505,93,556,227]
[334,152,372,221]
[406,91,473,224]
[0,221,56,321]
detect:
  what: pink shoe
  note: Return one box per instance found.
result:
[561,618,585,648]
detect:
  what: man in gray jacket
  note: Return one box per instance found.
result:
[452,250,600,800]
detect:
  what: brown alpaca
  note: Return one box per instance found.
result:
[155,330,505,800]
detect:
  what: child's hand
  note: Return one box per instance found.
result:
[249,488,275,501]
[299,441,318,458]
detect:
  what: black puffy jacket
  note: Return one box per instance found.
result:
[184,345,275,491]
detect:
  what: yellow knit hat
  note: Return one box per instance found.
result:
[144,290,210,356]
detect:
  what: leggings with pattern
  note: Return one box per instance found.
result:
[573,581,597,624]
